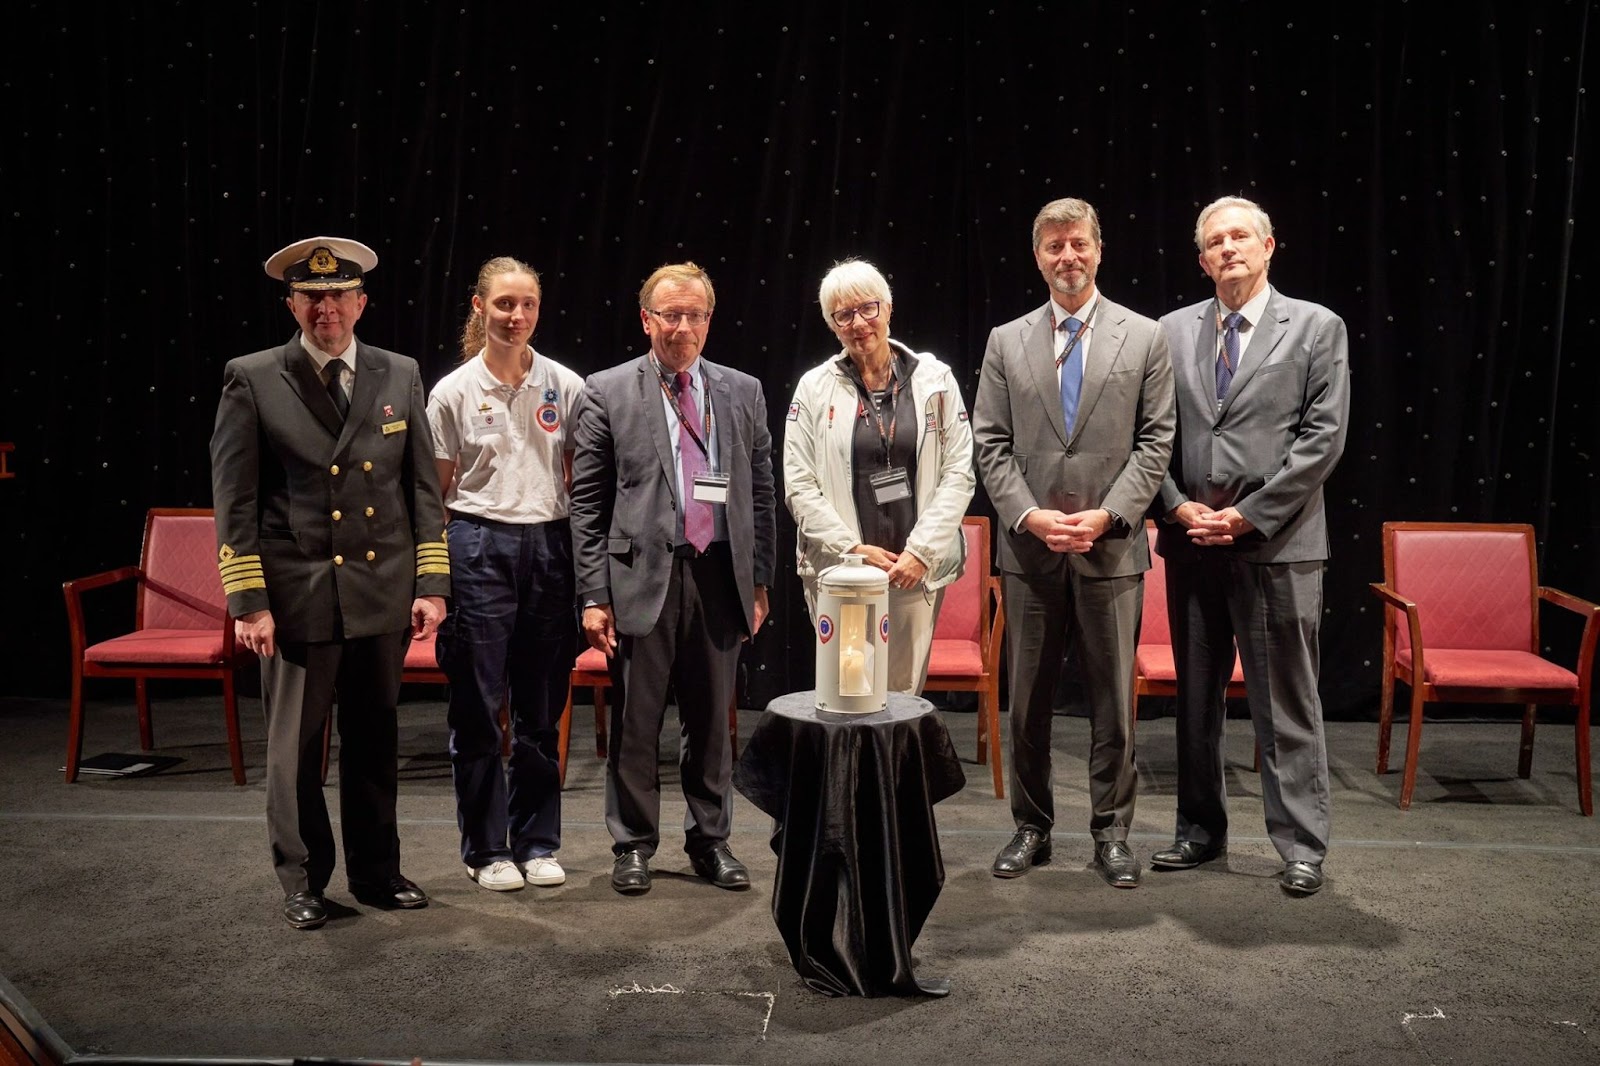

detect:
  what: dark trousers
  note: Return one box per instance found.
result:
[1003,567,1143,840]
[437,516,576,868]
[605,544,743,859]
[1167,552,1331,863]
[261,631,407,895]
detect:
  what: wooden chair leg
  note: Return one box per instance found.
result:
[1399,685,1426,810]
[65,664,86,783]
[594,686,609,759]
[1377,664,1396,774]
[557,688,572,788]
[135,678,154,751]
[222,669,246,785]
[988,683,1004,799]
[1577,696,1593,817]
[1517,703,1536,779]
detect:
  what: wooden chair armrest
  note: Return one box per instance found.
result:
[1539,586,1600,617]
[1541,586,1600,687]
[986,576,1006,661]
[61,566,142,658]
[1370,582,1426,686]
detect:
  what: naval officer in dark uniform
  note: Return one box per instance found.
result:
[210,236,451,929]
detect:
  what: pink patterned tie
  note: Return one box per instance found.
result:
[675,371,714,552]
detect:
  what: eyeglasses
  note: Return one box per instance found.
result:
[830,300,883,327]
[647,309,711,328]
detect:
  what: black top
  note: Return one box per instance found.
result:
[839,350,918,552]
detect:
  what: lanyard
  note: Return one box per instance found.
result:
[650,357,714,461]
[846,357,903,463]
[1053,299,1100,365]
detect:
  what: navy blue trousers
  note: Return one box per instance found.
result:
[437,515,576,867]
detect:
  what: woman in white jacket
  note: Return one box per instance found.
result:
[783,259,976,693]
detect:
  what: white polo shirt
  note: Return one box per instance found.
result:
[427,348,585,525]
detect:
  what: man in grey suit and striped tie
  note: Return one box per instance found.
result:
[973,198,1175,889]
[1151,196,1351,895]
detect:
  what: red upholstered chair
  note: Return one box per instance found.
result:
[564,645,739,769]
[62,508,247,784]
[1133,521,1254,768]
[1371,522,1597,815]
[923,515,1007,798]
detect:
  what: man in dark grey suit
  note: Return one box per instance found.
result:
[973,198,1175,888]
[571,261,776,896]
[210,236,450,928]
[1151,196,1350,895]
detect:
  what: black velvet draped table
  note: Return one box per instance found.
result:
[733,691,966,997]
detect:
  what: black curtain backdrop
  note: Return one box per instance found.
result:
[2,1,1593,716]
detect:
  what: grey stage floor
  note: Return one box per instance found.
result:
[1,690,1598,1065]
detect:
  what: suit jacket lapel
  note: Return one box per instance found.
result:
[1022,307,1070,447]
[335,342,387,454]
[639,356,681,506]
[1071,300,1125,440]
[1219,288,1287,419]
[702,359,734,476]
[279,336,345,439]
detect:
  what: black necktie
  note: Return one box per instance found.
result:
[324,361,350,421]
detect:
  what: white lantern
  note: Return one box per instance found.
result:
[813,554,890,713]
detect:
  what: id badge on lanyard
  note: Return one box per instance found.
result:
[870,467,912,504]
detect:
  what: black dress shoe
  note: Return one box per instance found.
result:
[283,891,327,930]
[1150,839,1227,870]
[691,844,751,891]
[992,827,1052,878]
[349,875,429,909]
[612,850,651,895]
[1280,860,1325,895]
[1093,841,1142,888]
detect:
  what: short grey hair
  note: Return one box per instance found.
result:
[1194,196,1274,250]
[1031,198,1102,249]
[818,259,892,323]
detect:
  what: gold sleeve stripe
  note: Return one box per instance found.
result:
[416,563,451,577]
[219,560,264,577]
[218,554,263,571]
[222,577,267,594]
[415,541,449,552]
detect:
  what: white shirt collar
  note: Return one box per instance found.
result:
[1220,284,1272,330]
[299,333,356,374]
[1049,291,1099,331]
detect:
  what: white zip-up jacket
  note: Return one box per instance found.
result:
[783,339,976,590]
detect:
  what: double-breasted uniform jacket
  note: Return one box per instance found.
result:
[210,335,450,640]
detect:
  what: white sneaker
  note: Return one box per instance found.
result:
[468,860,525,892]
[519,855,566,886]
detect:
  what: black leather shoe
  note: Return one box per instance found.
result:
[349,875,429,909]
[283,891,327,930]
[612,850,651,895]
[1093,841,1142,888]
[691,844,751,891]
[1150,839,1227,870]
[992,828,1052,878]
[1280,860,1324,895]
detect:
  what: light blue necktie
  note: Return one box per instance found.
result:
[1059,316,1085,433]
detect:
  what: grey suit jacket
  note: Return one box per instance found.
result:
[1155,286,1350,564]
[209,335,450,643]
[973,295,1176,578]
[570,353,776,637]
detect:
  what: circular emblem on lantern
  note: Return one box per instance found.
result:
[817,614,834,644]
[536,403,560,432]
[879,614,891,643]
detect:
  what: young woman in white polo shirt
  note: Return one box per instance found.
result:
[426,257,584,892]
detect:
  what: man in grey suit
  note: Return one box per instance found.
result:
[571,261,776,897]
[1151,196,1350,895]
[974,198,1175,888]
